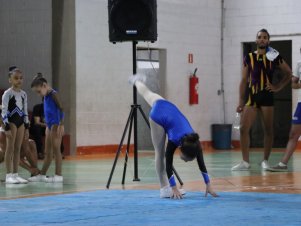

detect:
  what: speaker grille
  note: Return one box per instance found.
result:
[108,0,157,42]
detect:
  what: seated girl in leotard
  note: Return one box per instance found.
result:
[129,75,218,199]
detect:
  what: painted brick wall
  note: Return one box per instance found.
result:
[75,0,223,146]
[0,0,52,110]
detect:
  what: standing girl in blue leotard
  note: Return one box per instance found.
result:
[28,74,65,183]
[129,75,218,199]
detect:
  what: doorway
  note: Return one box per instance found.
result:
[136,48,166,150]
[242,40,292,148]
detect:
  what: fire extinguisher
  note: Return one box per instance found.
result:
[189,68,199,105]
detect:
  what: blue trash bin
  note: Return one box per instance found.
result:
[211,124,232,150]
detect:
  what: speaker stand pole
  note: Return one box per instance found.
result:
[132,41,140,181]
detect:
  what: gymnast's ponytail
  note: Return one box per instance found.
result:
[31,73,48,88]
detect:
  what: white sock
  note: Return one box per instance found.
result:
[128,73,146,85]
[279,162,287,167]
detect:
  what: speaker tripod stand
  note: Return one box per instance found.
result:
[106,41,183,189]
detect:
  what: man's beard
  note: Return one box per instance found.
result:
[257,43,268,49]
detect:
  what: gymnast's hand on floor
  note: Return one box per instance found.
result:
[171,186,183,199]
[205,183,219,197]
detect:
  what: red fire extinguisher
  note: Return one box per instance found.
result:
[189,68,199,105]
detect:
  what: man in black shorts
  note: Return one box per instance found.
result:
[232,29,292,171]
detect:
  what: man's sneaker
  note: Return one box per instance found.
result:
[5,174,20,184]
[160,186,186,198]
[261,160,270,170]
[13,174,28,184]
[231,161,250,171]
[267,162,288,172]
[45,175,63,183]
[28,174,46,182]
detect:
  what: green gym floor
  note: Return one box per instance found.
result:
[1,150,301,199]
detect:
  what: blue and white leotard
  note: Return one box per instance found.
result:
[1,88,29,130]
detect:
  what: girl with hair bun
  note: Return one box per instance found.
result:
[129,74,218,199]
[28,73,65,183]
[1,66,30,184]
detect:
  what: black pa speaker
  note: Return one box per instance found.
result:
[108,0,157,43]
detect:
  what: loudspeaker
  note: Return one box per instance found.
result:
[108,0,157,43]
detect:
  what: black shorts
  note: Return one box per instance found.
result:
[245,89,274,108]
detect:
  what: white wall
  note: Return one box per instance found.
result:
[2,0,300,148]
[75,0,223,147]
[223,0,301,139]
[0,0,52,110]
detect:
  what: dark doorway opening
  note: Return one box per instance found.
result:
[136,48,166,150]
[243,40,292,148]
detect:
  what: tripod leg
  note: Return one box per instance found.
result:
[133,106,141,181]
[106,108,134,189]
[138,106,150,128]
[172,166,184,186]
[122,115,134,185]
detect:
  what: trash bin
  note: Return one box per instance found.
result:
[211,124,232,150]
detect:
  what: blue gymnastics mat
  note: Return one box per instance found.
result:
[0,190,300,226]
